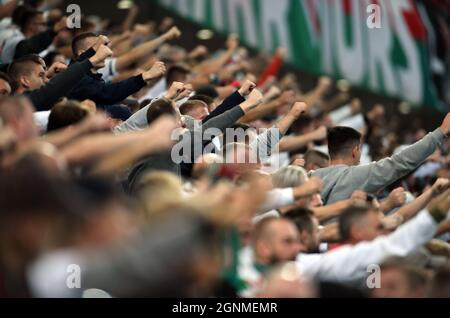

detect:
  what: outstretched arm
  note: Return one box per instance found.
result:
[383,179,450,228]
[298,192,450,284]
[353,116,449,194]
[89,117,177,177]
[115,27,181,73]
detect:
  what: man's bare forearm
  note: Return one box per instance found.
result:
[319,223,340,243]
[384,189,433,225]
[89,136,164,177]
[240,100,281,123]
[279,132,318,153]
[116,35,169,73]
[313,199,351,224]
[193,48,234,75]
[61,132,144,167]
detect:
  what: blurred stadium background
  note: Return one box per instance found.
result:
[63,0,449,131]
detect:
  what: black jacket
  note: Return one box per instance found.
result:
[67,48,147,109]
[14,29,56,60]
[25,59,93,111]
[202,91,245,124]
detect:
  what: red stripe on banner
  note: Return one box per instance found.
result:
[402,0,427,40]
[343,0,351,14]
[307,0,321,34]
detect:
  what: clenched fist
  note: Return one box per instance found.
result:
[142,62,167,82]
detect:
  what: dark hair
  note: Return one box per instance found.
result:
[290,115,313,134]
[74,176,127,212]
[338,204,372,242]
[304,150,330,168]
[0,72,13,87]
[43,51,64,67]
[284,208,315,234]
[327,126,362,159]
[140,99,153,110]
[71,32,97,58]
[146,98,177,125]
[196,85,219,99]
[18,6,43,32]
[189,94,214,107]
[7,55,45,91]
[12,5,30,27]
[179,100,207,116]
[166,65,190,86]
[106,105,132,122]
[47,101,89,132]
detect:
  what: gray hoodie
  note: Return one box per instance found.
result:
[311,128,446,205]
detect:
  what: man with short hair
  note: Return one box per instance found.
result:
[284,208,321,253]
[304,149,330,172]
[1,6,67,63]
[252,217,301,268]
[7,45,112,111]
[295,191,450,286]
[179,100,209,121]
[46,100,89,133]
[338,204,383,246]
[312,116,450,204]
[8,54,47,92]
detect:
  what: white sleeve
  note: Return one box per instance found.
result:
[338,114,366,131]
[34,111,51,134]
[257,188,294,215]
[114,104,152,134]
[329,105,352,125]
[297,211,438,283]
[138,78,167,103]
[98,58,117,81]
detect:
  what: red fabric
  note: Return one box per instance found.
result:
[257,55,284,87]
[342,0,351,14]
[328,243,345,252]
[230,80,241,88]
[402,0,427,40]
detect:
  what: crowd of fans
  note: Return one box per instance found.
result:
[0,0,450,298]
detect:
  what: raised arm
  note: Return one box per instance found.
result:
[193,34,239,76]
[201,80,253,123]
[239,90,295,124]
[89,117,177,177]
[14,18,67,59]
[27,45,112,111]
[115,27,181,73]
[278,126,327,153]
[257,177,322,214]
[298,192,450,284]
[383,179,450,227]
[71,61,166,106]
[252,102,308,159]
[353,115,449,194]
[43,113,111,148]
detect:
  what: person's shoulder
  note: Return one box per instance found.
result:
[311,165,348,176]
